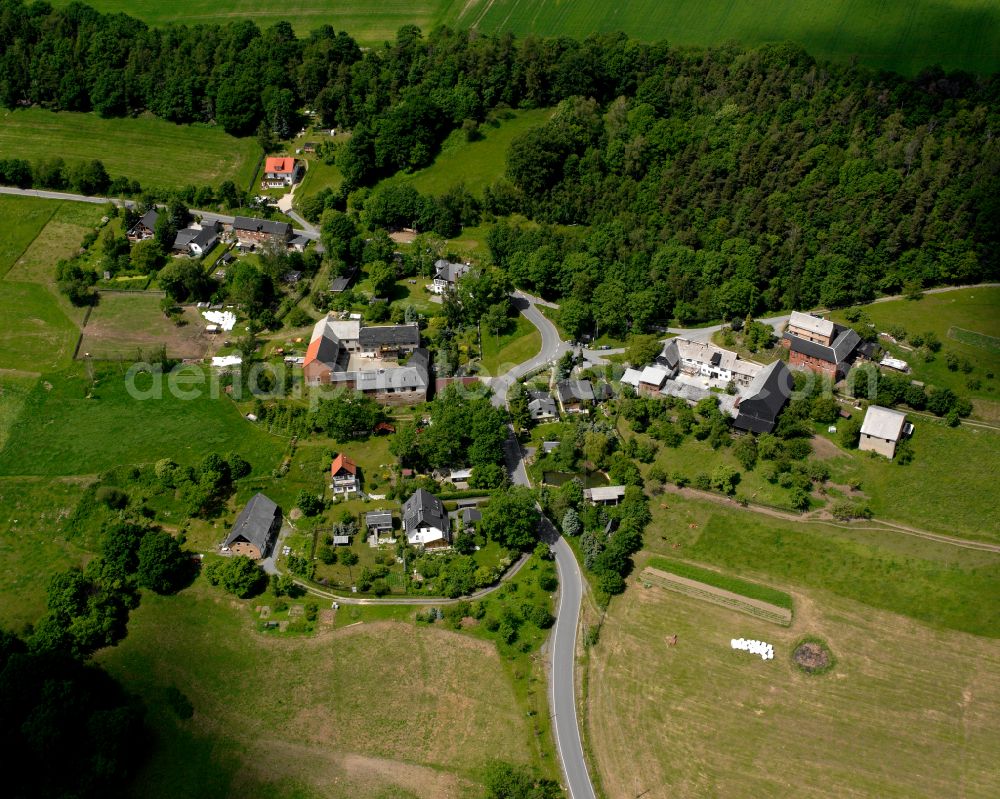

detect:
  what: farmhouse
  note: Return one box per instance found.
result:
[659,338,762,388]
[263,156,302,187]
[402,488,450,549]
[732,360,794,434]
[303,317,348,384]
[359,323,421,357]
[782,311,862,379]
[528,392,558,421]
[354,348,431,405]
[222,493,281,560]
[330,453,359,496]
[556,379,595,414]
[859,405,910,459]
[430,259,471,294]
[171,221,221,257]
[127,209,159,241]
[233,216,292,248]
[584,486,627,506]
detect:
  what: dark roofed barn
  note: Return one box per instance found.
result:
[223,493,281,560]
[733,360,794,434]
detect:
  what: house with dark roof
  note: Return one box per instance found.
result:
[431,259,471,294]
[402,488,450,548]
[330,264,359,293]
[172,222,221,257]
[355,347,431,405]
[359,323,421,357]
[528,391,558,421]
[458,507,482,532]
[330,453,359,496]
[127,209,159,241]
[732,360,794,434]
[782,311,861,379]
[365,510,395,543]
[223,493,281,560]
[556,379,595,414]
[233,216,292,248]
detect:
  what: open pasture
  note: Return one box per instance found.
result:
[0,364,286,477]
[98,585,534,799]
[0,109,261,191]
[587,577,1000,798]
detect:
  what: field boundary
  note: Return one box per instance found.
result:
[640,566,793,626]
[1,202,58,278]
[948,326,1000,354]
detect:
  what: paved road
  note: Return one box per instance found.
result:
[495,292,597,799]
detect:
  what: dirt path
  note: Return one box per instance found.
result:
[641,567,792,625]
[657,483,1000,553]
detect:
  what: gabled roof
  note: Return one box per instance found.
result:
[556,379,595,403]
[460,507,482,525]
[861,405,907,441]
[402,488,448,534]
[331,453,357,476]
[365,510,393,527]
[136,209,158,230]
[788,311,835,339]
[658,339,680,370]
[584,486,626,502]
[433,259,470,283]
[785,325,860,364]
[233,216,292,237]
[620,368,643,388]
[359,323,420,348]
[264,156,297,174]
[528,396,557,415]
[733,360,794,434]
[304,317,344,369]
[639,365,670,388]
[224,493,280,554]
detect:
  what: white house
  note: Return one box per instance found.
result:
[402,488,450,548]
[330,453,360,496]
[430,259,470,294]
[263,156,302,187]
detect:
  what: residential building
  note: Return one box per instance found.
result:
[172,221,221,257]
[233,216,292,248]
[127,209,159,241]
[353,348,430,405]
[583,486,627,506]
[430,259,471,294]
[402,488,450,548]
[303,317,348,384]
[330,453,359,496]
[528,392,558,421]
[359,323,420,357]
[556,379,595,414]
[859,406,910,459]
[732,360,794,434]
[782,311,861,379]
[222,493,281,559]
[365,510,395,543]
[660,338,762,387]
[263,156,302,187]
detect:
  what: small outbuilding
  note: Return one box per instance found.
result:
[859,405,909,459]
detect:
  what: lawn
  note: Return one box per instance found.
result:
[444,0,1000,75]
[0,195,58,274]
[79,293,219,360]
[55,1,998,74]
[480,314,541,377]
[832,287,1000,415]
[642,494,1000,637]
[0,364,286,476]
[97,580,535,799]
[0,108,261,191]
[586,577,1000,799]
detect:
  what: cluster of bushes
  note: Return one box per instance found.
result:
[153,452,252,518]
[204,555,266,598]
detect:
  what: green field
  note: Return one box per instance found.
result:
[97,582,534,799]
[0,195,58,274]
[402,109,553,197]
[57,0,1000,74]
[644,494,1000,638]
[587,576,1000,799]
[0,282,80,372]
[0,365,286,476]
[0,108,261,191]
[646,556,793,610]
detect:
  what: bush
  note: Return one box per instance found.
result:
[538,574,558,592]
[96,485,129,510]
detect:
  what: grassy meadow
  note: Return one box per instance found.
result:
[0,108,261,191]
[641,494,1000,638]
[59,0,1000,74]
[587,576,1000,798]
[97,582,535,799]
[0,282,80,372]
[0,364,286,476]
[479,314,542,377]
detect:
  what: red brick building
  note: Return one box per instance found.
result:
[782,311,861,379]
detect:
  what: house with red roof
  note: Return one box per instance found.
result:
[263,156,302,187]
[330,453,359,496]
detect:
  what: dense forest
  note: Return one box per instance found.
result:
[1,0,998,325]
